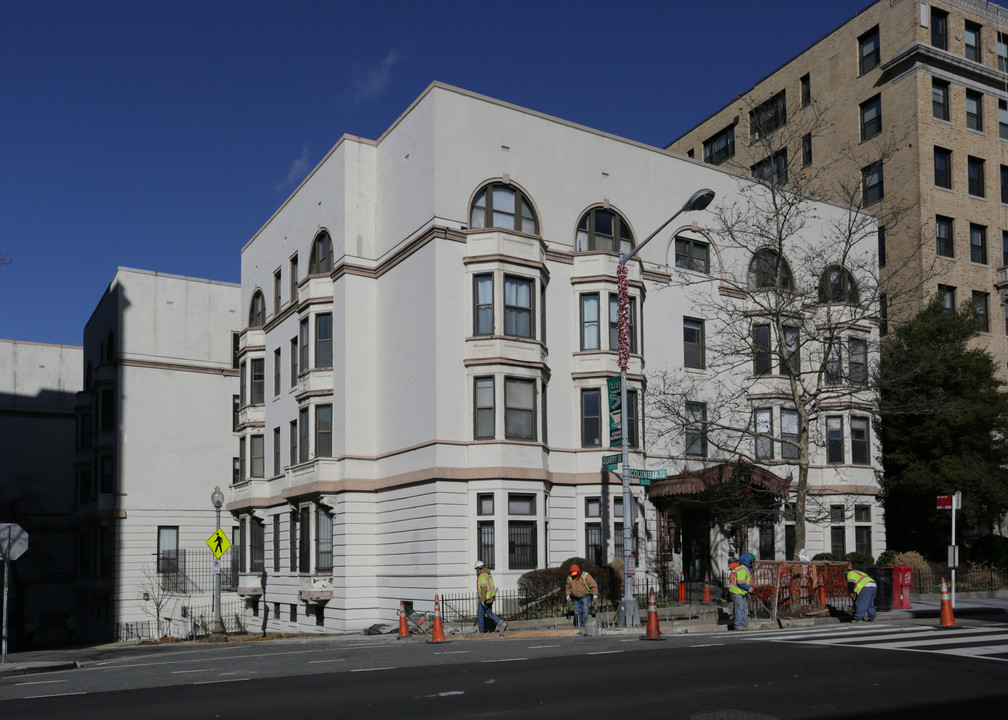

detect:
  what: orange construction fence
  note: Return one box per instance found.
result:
[748,561,852,618]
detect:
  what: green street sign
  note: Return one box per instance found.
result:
[602,453,621,470]
[626,468,667,486]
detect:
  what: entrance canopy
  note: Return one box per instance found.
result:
[646,461,792,501]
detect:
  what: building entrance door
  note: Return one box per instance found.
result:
[681,509,711,582]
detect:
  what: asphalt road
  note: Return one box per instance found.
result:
[2,620,1007,719]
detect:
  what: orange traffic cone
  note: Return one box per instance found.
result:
[398,600,410,638]
[939,577,956,628]
[641,587,664,641]
[702,572,712,604]
[429,595,447,643]
[678,571,686,603]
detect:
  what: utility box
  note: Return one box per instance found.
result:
[892,565,913,610]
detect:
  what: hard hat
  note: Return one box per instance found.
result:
[474,561,484,569]
[570,564,580,575]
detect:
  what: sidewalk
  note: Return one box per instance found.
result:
[3,591,1005,677]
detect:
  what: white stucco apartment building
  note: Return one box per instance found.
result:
[231,83,885,634]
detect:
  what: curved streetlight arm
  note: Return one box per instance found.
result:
[620,188,715,266]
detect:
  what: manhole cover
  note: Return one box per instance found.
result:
[692,713,781,720]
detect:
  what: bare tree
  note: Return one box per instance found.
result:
[138,563,177,639]
[647,95,926,559]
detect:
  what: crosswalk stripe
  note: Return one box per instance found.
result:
[746,623,1008,661]
[862,632,1008,649]
[934,646,1008,660]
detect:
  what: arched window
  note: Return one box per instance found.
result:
[470,183,538,234]
[576,207,633,255]
[748,248,794,291]
[818,265,859,304]
[249,290,265,327]
[309,231,333,275]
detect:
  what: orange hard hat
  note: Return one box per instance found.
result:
[570,564,580,575]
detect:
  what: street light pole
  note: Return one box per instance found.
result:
[616,188,715,627]
[210,485,227,641]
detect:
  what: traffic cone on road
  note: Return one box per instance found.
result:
[398,600,410,638]
[641,588,664,641]
[939,577,956,628]
[678,571,686,603]
[429,595,447,643]
[702,572,712,604]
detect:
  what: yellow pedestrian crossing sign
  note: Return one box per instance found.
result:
[206,528,231,558]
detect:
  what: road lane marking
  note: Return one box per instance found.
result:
[171,669,205,674]
[434,651,470,655]
[481,657,528,663]
[15,679,66,686]
[194,678,250,685]
[587,650,622,655]
[527,644,560,649]
[688,643,724,648]
[309,659,346,664]
[25,692,86,699]
[87,643,391,671]
[351,667,396,672]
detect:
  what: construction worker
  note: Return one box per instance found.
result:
[475,561,506,633]
[565,564,598,627]
[729,553,754,630]
[846,569,877,622]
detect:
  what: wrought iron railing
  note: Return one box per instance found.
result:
[158,548,238,594]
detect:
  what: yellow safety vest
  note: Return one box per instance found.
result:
[729,565,751,595]
[478,571,497,601]
[846,570,874,595]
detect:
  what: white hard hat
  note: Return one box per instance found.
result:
[474,561,485,569]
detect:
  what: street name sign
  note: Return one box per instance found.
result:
[626,468,667,486]
[602,453,621,470]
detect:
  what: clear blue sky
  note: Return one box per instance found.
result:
[1,0,870,347]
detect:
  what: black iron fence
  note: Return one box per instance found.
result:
[440,577,699,626]
[910,567,1008,594]
[158,549,238,594]
[115,599,246,642]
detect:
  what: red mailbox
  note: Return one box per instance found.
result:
[892,564,913,610]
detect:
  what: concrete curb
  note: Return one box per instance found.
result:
[0,661,79,678]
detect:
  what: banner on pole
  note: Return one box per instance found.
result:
[608,376,622,447]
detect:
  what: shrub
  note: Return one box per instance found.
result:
[968,535,1008,571]
[844,551,874,570]
[812,552,836,561]
[517,568,566,603]
[891,551,933,578]
[876,549,897,567]
[518,562,618,608]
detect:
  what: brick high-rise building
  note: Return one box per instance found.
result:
[669,0,1008,375]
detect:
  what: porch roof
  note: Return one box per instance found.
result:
[645,461,792,500]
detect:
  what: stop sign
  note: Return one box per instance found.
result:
[0,523,28,561]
